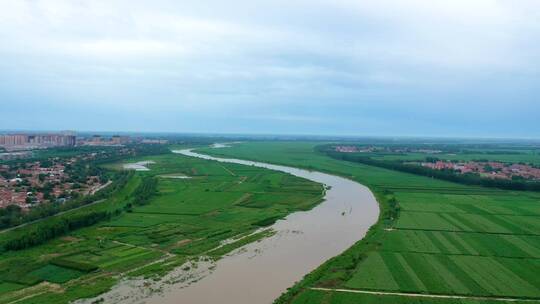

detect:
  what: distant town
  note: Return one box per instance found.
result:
[420,160,540,181]
[334,145,540,181]
[0,153,106,209]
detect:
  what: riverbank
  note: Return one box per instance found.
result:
[64,150,340,304]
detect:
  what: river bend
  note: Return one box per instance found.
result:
[81,148,379,304]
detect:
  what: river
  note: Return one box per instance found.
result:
[82,148,379,304]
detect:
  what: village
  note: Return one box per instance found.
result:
[421,160,540,181]
[333,145,540,181]
[0,154,107,210]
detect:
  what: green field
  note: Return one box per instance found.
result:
[198,142,540,303]
[0,151,323,303]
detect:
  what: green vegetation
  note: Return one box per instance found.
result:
[198,141,540,303]
[130,176,158,206]
[28,265,85,284]
[0,149,323,303]
[3,210,114,251]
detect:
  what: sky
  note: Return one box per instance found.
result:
[1,0,539,138]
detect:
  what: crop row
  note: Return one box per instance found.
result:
[382,230,540,258]
[396,212,540,235]
[346,252,540,298]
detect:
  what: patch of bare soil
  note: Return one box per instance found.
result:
[61,236,81,242]
[176,239,192,247]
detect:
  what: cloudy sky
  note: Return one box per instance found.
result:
[1,0,539,137]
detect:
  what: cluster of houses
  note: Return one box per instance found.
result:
[0,157,103,210]
[421,160,540,181]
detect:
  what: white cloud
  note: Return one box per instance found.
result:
[70,39,179,56]
[3,0,539,71]
[0,0,539,136]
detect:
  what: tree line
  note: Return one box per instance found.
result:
[123,177,158,212]
[2,210,115,251]
[132,177,158,206]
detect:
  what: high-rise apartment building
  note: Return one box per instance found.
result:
[0,134,76,148]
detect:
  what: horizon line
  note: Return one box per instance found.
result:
[1,129,540,142]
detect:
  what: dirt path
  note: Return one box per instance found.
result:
[219,164,236,176]
[309,287,540,302]
[6,282,63,304]
[112,240,174,257]
[89,180,112,195]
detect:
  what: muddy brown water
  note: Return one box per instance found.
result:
[80,148,379,304]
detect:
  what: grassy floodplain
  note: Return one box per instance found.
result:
[0,151,324,303]
[198,142,540,304]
